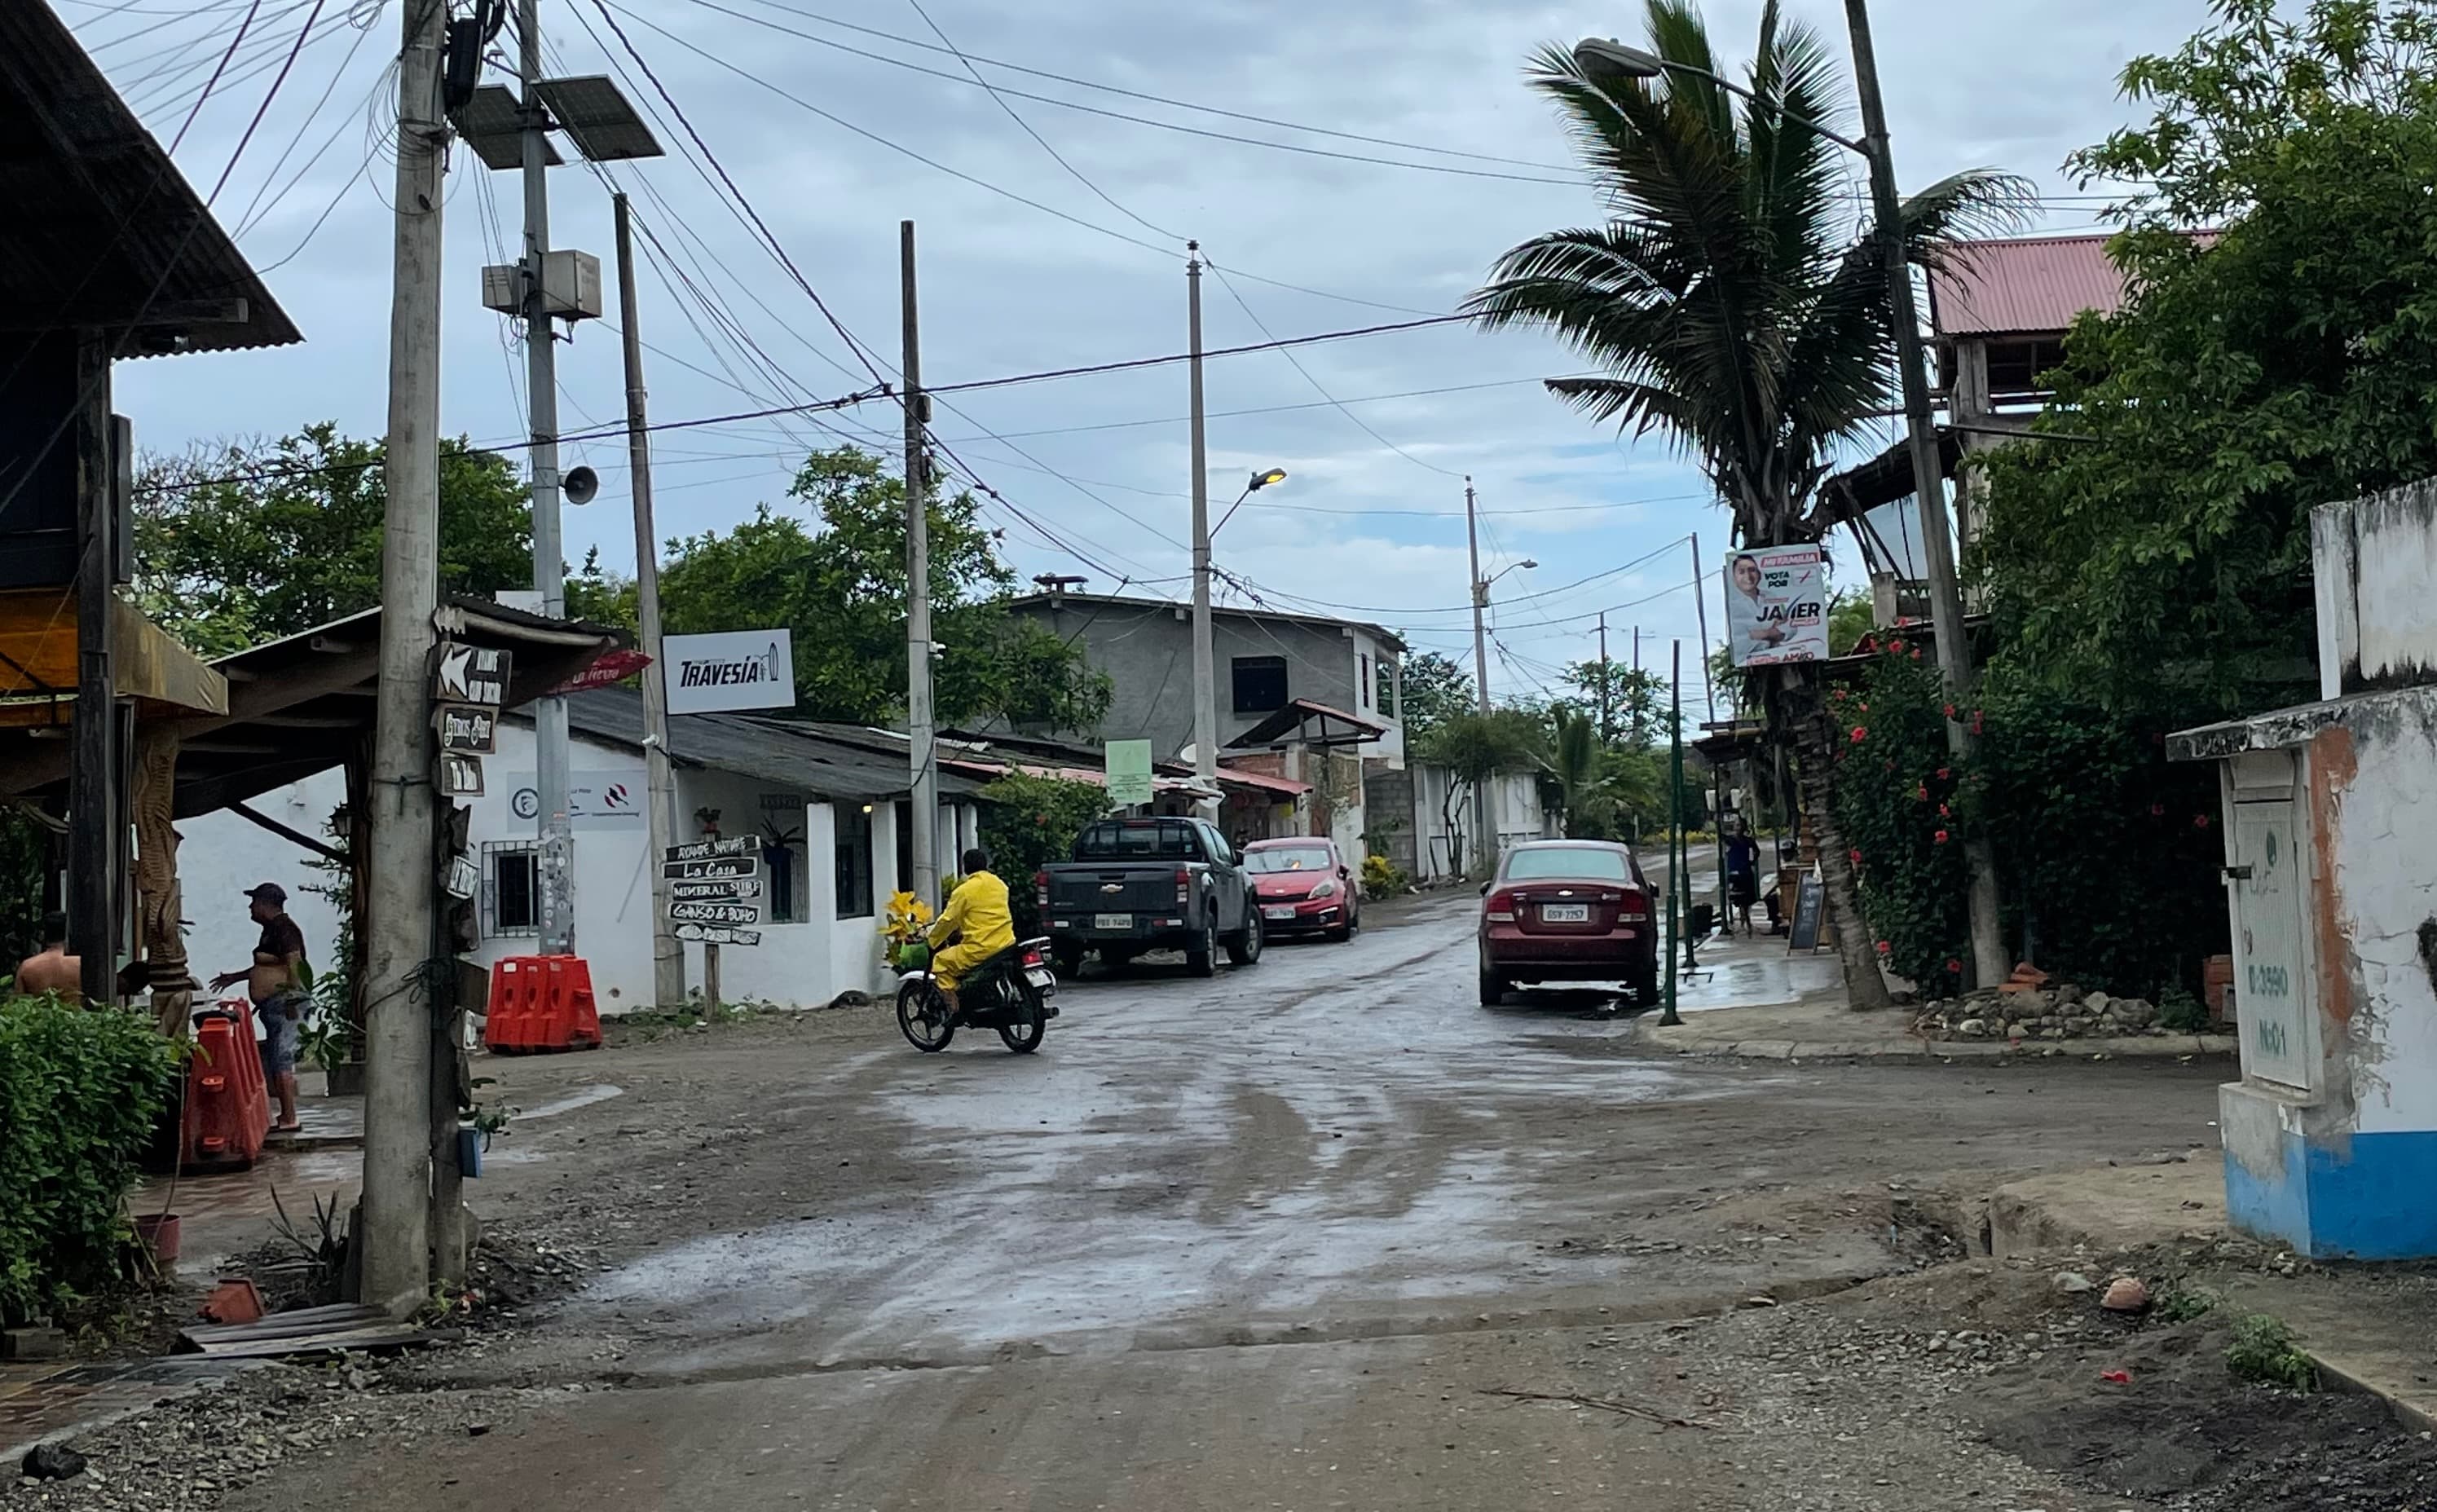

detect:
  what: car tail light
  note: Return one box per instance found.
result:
[1174,866,1192,907]
[1617,888,1650,923]
[1485,888,1518,924]
[1035,869,1051,910]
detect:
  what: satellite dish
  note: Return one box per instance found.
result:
[562,465,597,505]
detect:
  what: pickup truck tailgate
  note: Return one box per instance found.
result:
[1049,866,1179,919]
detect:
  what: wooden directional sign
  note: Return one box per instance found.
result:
[663,856,759,881]
[671,879,762,902]
[434,643,510,705]
[674,922,762,947]
[436,704,498,754]
[666,835,757,862]
[669,900,760,925]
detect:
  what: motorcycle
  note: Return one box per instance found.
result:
[896,936,1060,1054]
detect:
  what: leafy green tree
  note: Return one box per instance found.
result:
[974,772,1110,933]
[1978,0,2437,721]
[1466,0,2029,1004]
[134,424,534,652]
[1394,650,1479,741]
[653,447,1110,730]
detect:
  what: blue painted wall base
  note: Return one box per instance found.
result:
[2223,1123,2437,1260]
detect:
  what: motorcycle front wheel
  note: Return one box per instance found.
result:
[997,982,1047,1055]
[897,977,954,1052]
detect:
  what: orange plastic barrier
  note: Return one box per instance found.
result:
[183,998,269,1172]
[484,954,602,1054]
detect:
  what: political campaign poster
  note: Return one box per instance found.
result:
[1721,546,1828,667]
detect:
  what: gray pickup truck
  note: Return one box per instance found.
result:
[1037,817,1266,979]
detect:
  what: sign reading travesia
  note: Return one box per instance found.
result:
[663,629,795,715]
[1721,546,1828,668]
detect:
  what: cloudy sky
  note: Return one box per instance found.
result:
[74,0,2206,709]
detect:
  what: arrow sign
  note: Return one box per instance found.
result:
[662,857,760,881]
[674,922,762,947]
[669,901,762,925]
[670,879,763,902]
[666,835,757,862]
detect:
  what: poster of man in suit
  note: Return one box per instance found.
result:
[1723,545,1828,667]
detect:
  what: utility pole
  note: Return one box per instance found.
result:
[1689,534,1725,927]
[1659,639,1684,1026]
[615,194,682,1007]
[1187,241,1218,813]
[1844,0,2006,987]
[521,0,575,958]
[360,0,448,1313]
[69,337,113,1008]
[1632,624,1642,743]
[1597,611,1611,743]
[1463,476,1497,871]
[902,220,940,902]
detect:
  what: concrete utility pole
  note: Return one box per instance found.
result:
[615,193,682,1007]
[1187,241,1218,812]
[1844,0,2006,987]
[521,0,575,957]
[361,0,448,1312]
[902,220,940,903]
[1597,611,1611,743]
[1463,477,1496,868]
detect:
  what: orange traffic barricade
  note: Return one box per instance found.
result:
[182,998,269,1172]
[485,955,602,1054]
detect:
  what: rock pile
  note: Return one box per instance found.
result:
[1911,987,2172,1043]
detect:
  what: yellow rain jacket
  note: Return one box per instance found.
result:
[926,869,1016,990]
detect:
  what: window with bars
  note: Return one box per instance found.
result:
[483,840,540,937]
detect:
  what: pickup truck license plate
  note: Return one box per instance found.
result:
[1540,903,1590,923]
[1093,913,1132,930]
[1263,906,1297,921]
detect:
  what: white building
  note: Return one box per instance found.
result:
[180,687,985,1014]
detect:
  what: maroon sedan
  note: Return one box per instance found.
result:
[1478,840,1659,1006]
[1242,837,1360,942]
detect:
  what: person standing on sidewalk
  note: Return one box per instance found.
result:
[213,884,311,1134]
[1723,822,1762,936]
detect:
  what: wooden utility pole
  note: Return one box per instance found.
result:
[615,195,683,1008]
[69,335,114,1007]
[1464,477,1496,870]
[359,0,449,1313]
[1597,612,1611,743]
[902,220,940,904]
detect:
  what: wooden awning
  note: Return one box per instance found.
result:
[0,587,227,725]
[1223,698,1390,751]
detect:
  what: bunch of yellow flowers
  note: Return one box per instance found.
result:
[879,891,935,968]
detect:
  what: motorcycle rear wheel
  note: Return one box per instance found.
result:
[897,977,954,1052]
[997,982,1047,1054]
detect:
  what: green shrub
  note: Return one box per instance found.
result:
[976,772,1113,937]
[1360,853,1408,897]
[0,998,176,1323]
[2226,1313,2317,1391]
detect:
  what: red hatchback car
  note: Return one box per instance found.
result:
[1478,840,1659,1006]
[1242,837,1360,941]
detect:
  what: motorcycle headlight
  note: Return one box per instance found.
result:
[1309,879,1338,898]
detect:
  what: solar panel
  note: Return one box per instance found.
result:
[448,84,562,171]
[531,75,663,162]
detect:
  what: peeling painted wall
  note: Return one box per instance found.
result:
[2316,480,2437,695]
[2320,691,2437,1131]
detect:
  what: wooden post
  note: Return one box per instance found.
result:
[69,333,116,1007]
[703,941,721,1016]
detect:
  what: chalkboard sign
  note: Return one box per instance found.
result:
[1789,872,1827,953]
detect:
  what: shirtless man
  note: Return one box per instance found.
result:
[212,884,309,1134]
[15,912,80,1001]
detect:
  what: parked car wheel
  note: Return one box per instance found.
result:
[1186,914,1217,978]
[1479,967,1509,1007]
[1227,904,1264,966]
[1051,941,1086,980]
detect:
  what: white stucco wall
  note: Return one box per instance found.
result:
[177,770,349,991]
[2317,698,2437,1135]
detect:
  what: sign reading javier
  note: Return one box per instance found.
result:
[1721,546,1828,668]
[663,628,796,715]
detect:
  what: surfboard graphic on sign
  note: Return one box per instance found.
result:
[664,629,796,714]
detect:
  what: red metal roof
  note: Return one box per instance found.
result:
[1928,234,2131,339]
[1214,767,1311,798]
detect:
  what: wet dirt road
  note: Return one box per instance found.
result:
[220,893,2230,1512]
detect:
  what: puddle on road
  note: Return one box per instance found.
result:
[520,1084,626,1121]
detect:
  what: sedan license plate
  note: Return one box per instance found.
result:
[1093,913,1132,930]
[1540,903,1590,924]
[1263,906,1297,921]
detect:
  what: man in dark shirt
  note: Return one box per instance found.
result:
[213,884,310,1133]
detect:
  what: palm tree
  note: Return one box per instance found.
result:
[1467,0,2029,1008]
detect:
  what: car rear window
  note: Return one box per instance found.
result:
[1245,846,1332,874]
[1502,847,1631,882]
[1073,820,1205,862]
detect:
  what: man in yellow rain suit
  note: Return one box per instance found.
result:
[925,846,1016,1014]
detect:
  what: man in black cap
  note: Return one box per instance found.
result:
[214,884,310,1134]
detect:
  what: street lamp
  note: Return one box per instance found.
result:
[1191,464,1288,812]
[1574,8,2004,987]
[1212,466,1289,536]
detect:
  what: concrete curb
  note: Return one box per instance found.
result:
[1644,1030,2237,1062]
[2310,1348,2437,1435]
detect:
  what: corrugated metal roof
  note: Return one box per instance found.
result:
[1928,234,2129,339]
[1004,591,1407,653]
[0,4,301,355]
[557,686,982,802]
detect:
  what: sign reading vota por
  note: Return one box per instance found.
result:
[663,628,795,715]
